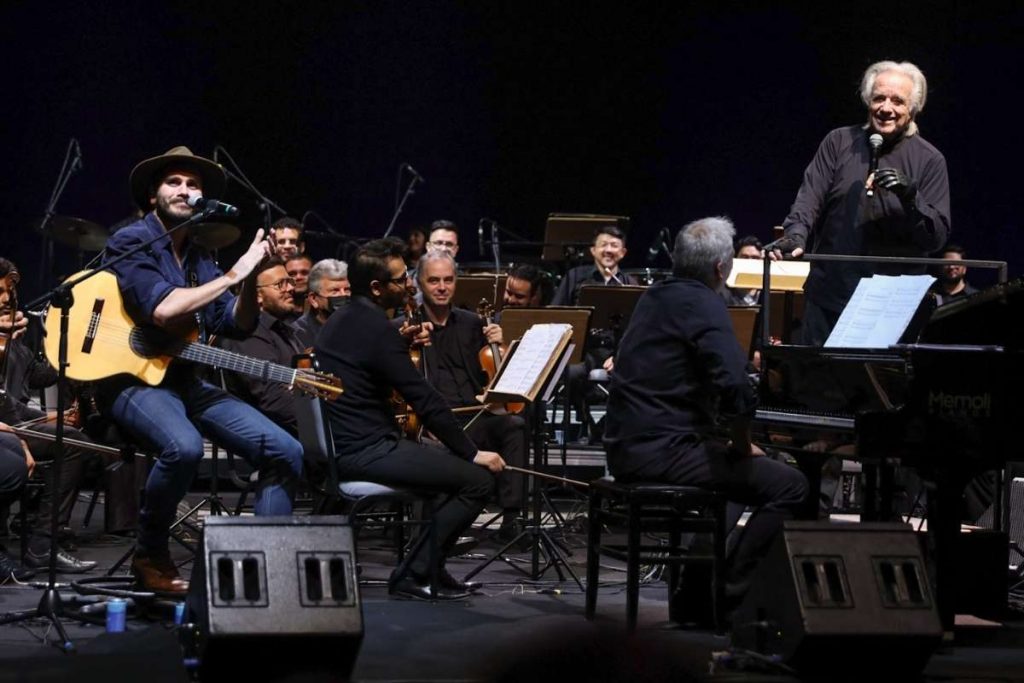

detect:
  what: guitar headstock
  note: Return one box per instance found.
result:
[294,368,344,401]
[293,351,344,401]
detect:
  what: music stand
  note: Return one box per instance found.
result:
[464,325,580,586]
[452,274,507,312]
[577,285,646,340]
[541,213,629,263]
[499,307,591,468]
[728,306,761,359]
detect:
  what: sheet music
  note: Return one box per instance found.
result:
[490,323,572,397]
[825,274,935,348]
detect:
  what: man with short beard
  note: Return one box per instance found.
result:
[932,244,978,306]
[99,147,303,593]
[218,258,303,435]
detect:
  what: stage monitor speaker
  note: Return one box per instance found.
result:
[187,515,363,681]
[732,521,942,674]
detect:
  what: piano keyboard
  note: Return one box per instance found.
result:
[754,408,855,431]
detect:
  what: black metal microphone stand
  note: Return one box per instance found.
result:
[0,209,216,651]
[382,172,422,238]
[36,138,83,293]
[214,145,288,227]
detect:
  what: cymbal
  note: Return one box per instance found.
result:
[40,215,109,251]
[192,222,240,251]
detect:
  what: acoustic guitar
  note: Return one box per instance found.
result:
[42,270,342,400]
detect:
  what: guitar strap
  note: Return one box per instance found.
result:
[186,256,207,344]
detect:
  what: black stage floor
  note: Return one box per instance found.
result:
[2,492,1024,682]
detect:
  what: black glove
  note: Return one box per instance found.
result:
[873,168,917,204]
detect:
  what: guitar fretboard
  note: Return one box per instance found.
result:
[128,328,298,386]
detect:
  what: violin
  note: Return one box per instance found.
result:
[476,299,524,415]
[0,267,21,388]
[394,295,424,440]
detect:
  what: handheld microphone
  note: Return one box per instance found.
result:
[403,163,425,183]
[187,196,240,216]
[866,133,884,196]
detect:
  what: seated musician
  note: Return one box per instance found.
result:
[0,258,97,573]
[0,427,34,581]
[285,252,314,317]
[413,251,527,542]
[314,237,505,601]
[218,258,303,436]
[720,235,763,307]
[552,226,638,443]
[501,263,547,309]
[604,216,808,614]
[931,244,978,306]
[98,146,303,593]
[293,258,350,349]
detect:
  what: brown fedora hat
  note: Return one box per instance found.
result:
[128,146,227,210]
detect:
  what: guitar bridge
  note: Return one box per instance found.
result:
[81,298,105,354]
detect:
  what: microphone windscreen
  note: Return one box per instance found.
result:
[869,133,884,150]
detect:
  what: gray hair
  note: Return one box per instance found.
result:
[416,250,457,286]
[860,60,928,117]
[308,259,348,295]
[672,216,736,286]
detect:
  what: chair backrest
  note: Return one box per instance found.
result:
[292,353,341,494]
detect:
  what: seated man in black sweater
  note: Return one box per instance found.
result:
[314,237,505,601]
[604,216,808,612]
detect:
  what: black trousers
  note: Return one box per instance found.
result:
[334,437,494,578]
[20,423,88,537]
[614,438,808,600]
[0,433,29,507]
[463,412,526,510]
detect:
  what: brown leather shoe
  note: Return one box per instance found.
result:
[132,554,189,594]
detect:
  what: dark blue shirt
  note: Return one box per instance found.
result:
[103,212,241,336]
[603,277,757,478]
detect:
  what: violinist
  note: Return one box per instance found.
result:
[0,257,97,574]
[315,238,505,601]
[413,251,527,543]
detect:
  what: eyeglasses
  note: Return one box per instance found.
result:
[388,271,410,285]
[257,277,297,291]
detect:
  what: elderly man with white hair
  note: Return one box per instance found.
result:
[772,60,951,345]
[605,216,809,621]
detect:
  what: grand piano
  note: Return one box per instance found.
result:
[754,278,1024,630]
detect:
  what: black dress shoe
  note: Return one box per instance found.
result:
[0,550,36,582]
[388,575,471,601]
[24,547,98,574]
[439,568,481,592]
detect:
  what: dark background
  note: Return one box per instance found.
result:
[3,1,1021,302]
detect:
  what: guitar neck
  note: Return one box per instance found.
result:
[157,332,298,386]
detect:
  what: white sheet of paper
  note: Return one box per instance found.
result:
[825,274,935,348]
[491,323,571,396]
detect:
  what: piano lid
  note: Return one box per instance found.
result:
[921,278,1024,349]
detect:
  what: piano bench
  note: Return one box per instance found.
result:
[584,477,729,632]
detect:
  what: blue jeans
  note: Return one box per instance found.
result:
[109,378,303,555]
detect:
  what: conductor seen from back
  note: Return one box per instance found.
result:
[772,60,950,345]
[604,216,808,612]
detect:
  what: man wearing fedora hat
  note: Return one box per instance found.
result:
[99,146,304,593]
